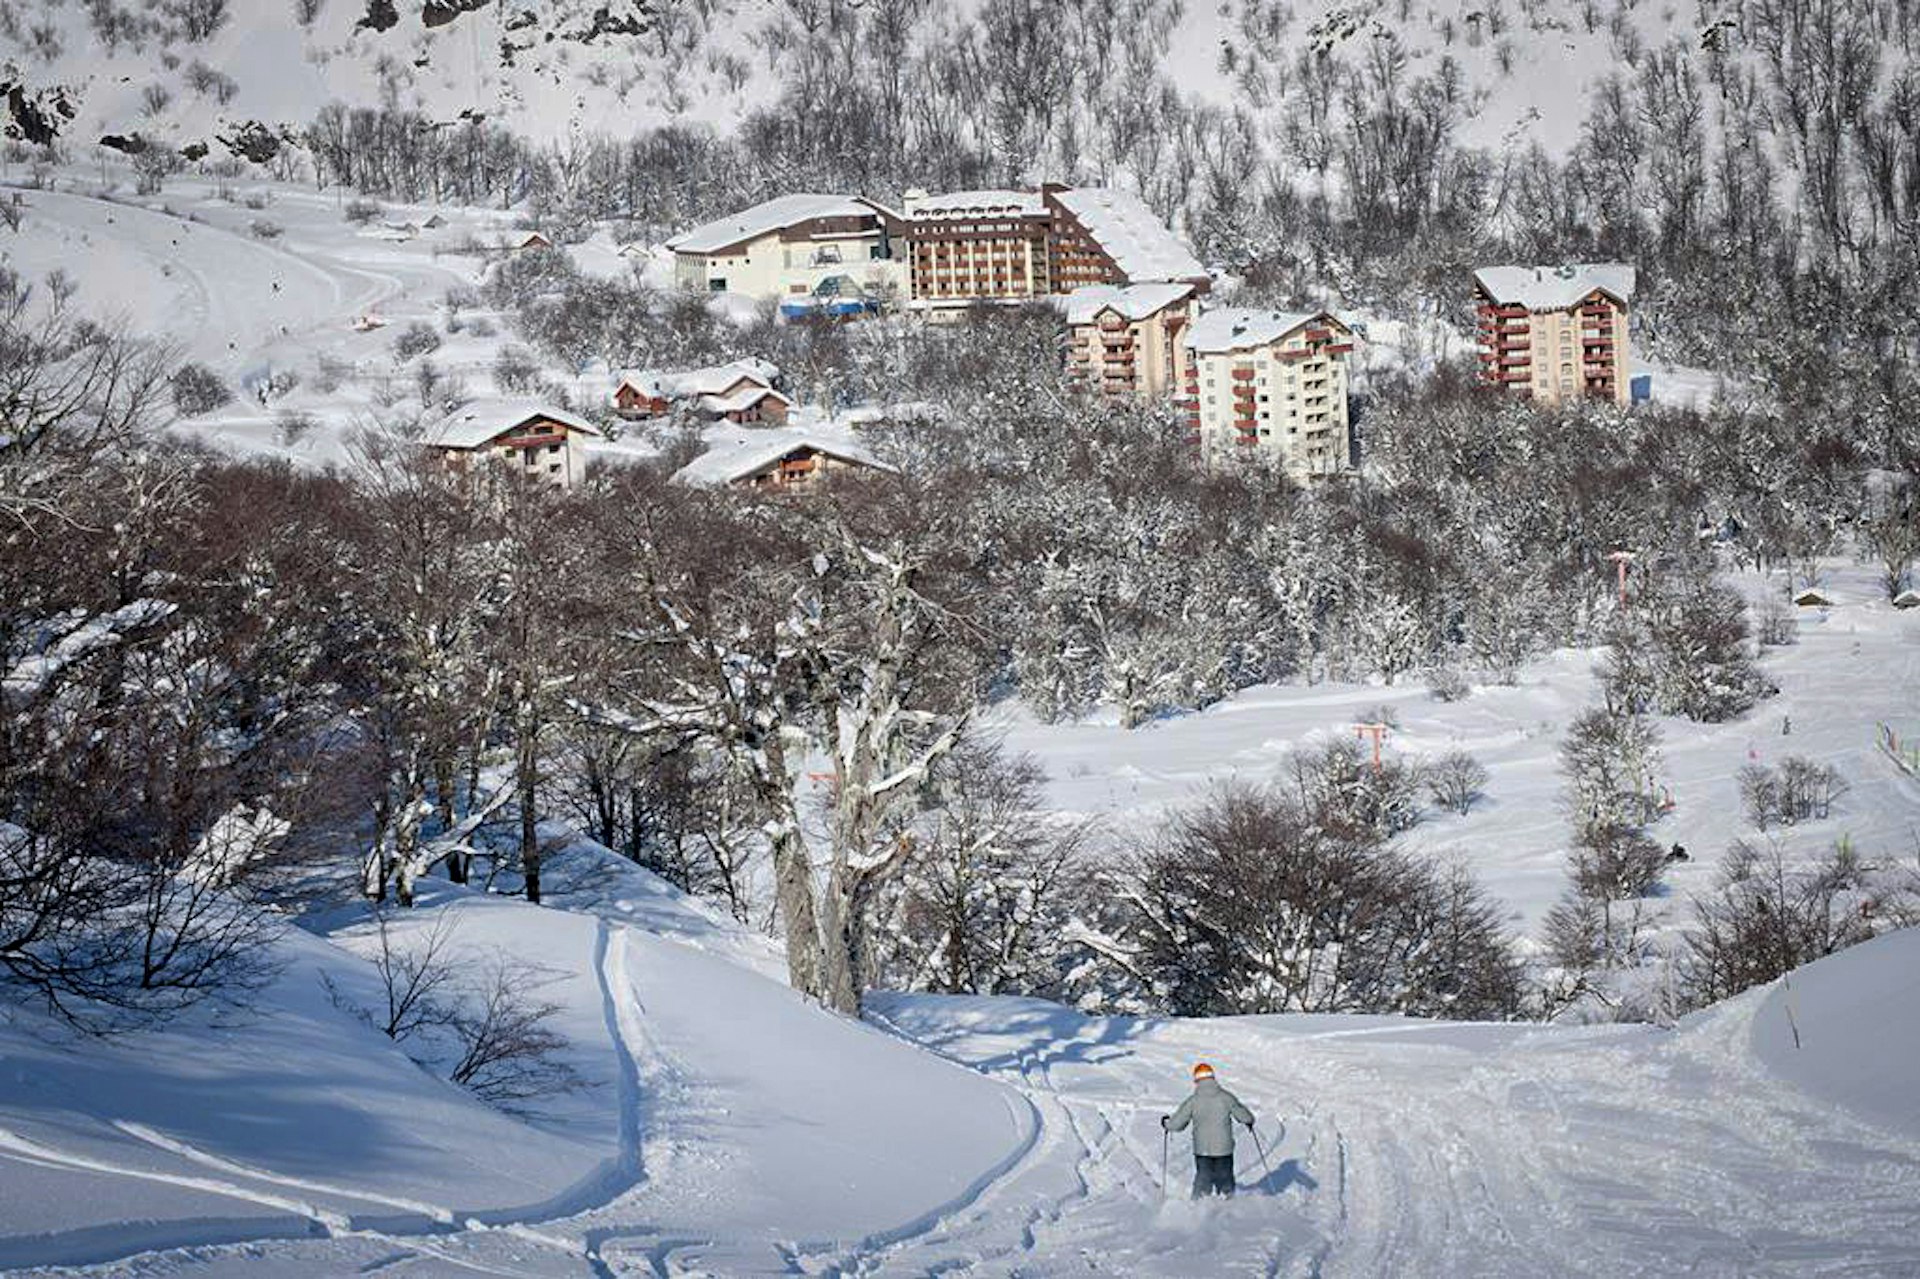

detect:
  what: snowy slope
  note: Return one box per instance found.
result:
[0,917,609,1271]
[5,845,1918,1274]
[0,0,769,150]
[999,559,1920,938]
[0,839,1034,1276]
[1746,927,1920,1136]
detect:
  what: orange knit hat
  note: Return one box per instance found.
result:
[1192,1061,1215,1081]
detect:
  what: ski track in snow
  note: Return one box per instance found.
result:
[841,1000,1920,1278]
[0,925,660,1276]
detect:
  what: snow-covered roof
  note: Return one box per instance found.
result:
[422,399,604,450]
[1060,282,1196,325]
[673,427,892,487]
[903,189,1047,219]
[666,195,892,255]
[697,386,794,416]
[616,359,781,402]
[1050,188,1206,283]
[1474,263,1637,310]
[1186,307,1345,354]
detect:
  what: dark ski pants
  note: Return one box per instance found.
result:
[1192,1153,1235,1198]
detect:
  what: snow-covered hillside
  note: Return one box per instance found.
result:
[999,558,1920,938]
[3,831,1917,1275]
[0,0,1745,161]
[1,0,766,149]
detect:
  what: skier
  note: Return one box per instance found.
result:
[1161,1062,1256,1198]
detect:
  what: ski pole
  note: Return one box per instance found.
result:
[1161,1125,1170,1200]
[1250,1123,1273,1185]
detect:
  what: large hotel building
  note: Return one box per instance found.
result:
[899,184,1209,312]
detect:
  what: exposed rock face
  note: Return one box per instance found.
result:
[1,73,76,146]
[422,0,493,30]
[356,0,401,33]
[218,120,287,164]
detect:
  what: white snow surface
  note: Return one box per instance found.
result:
[616,358,783,403]
[672,424,891,488]
[905,189,1048,218]
[664,195,892,255]
[4,838,1918,1275]
[1187,306,1341,353]
[422,398,604,449]
[998,560,1920,938]
[1060,282,1197,325]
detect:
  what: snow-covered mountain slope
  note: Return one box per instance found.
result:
[4,831,1918,1275]
[1,0,768,150]
[0,0,1755,161]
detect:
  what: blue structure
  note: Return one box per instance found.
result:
[1630,373,1652,403]
[780,275,882,321]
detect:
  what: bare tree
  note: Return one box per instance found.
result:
[1426,749,1489,816]
[875,741,1093,997]
[1679,839,1887,1008]
[1104,781,1521,1018]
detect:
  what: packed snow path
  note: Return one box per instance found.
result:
[854,984,1920,1278]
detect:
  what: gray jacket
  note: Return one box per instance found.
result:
[1166,1078,1254,1156]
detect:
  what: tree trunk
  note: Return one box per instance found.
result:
[433,753,468,883]
[815,861,863,1016]
[770,821,825,999]
[518,729,541,905]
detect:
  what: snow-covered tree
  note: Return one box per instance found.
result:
[612,475,986,1013]
[346,430,506,905]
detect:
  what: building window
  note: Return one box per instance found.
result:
[709,278,727,292]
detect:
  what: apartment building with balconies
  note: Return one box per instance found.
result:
[1472,263,1635,405]
[1042,186,1210,296]
[1061,282,1197,401]
[1182,308,1355,478]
